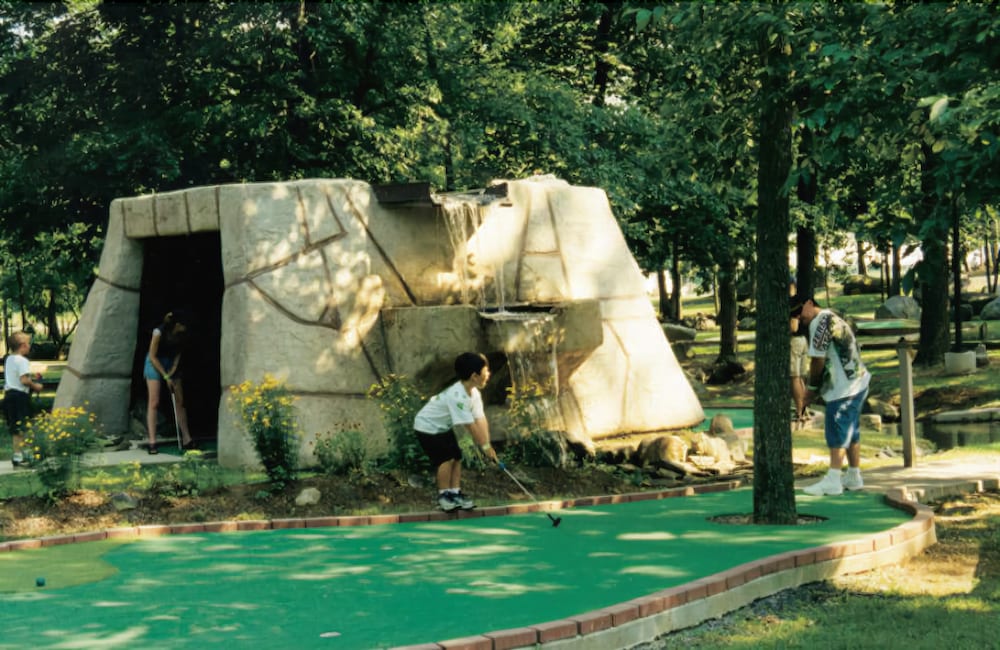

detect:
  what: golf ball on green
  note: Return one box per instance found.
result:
[35,577,45,587]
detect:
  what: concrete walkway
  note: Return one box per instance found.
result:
[795,455,1000,502]
[0,444,189,477]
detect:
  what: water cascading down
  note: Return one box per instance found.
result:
[439,195,564,432]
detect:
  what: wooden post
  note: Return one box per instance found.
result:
[897,337,917,467]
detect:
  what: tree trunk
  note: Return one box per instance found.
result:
[856,238,867,276]
[891,244,902,296]
[657,268,671,321]
[952,199,963,352]
[46,288,62,353]
[591,2,621,107]
[714,259,739,364]
[752,25,797,525]
[795,226,817,296]
[670,251,682,322]
[914,153,951,366]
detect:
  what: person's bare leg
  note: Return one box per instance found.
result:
[449,460,462,491]
[828,446,846,470]
[846,442,861,469]
[791,377,807,428]
[436,459,457,490]
[172,381,193,446]
[146,378,161,447]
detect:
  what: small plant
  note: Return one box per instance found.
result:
[315,428,375,476]
[229,375,300,489]
[502,380,566,468]
[367,374,427,471]
[21,406,102,498]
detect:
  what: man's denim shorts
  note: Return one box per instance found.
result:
[824,388,868,448]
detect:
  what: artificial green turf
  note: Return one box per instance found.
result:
[0,489,909,649]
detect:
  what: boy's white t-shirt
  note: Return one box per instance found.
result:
[4,354,30,394]
[414,381,484,434]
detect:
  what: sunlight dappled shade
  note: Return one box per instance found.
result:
[0,490,909,649]
[617,532,678,541]
[619,565,690,579]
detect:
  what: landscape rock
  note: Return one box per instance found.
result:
[637,435,688,466]
[875,295,921,320]
[980,297,1000,320]
[111,492,138,512]
[295,487,321,506]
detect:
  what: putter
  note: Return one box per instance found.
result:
[169,388,183,452]
[498,461,562,527]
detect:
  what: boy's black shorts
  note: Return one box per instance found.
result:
[415,430,462,467]
[3,390,32,435]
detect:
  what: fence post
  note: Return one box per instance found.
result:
[897,337,917,468]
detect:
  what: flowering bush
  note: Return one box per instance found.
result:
[229,375,300,487]
[367,374,426,471]
[21,406,102,497]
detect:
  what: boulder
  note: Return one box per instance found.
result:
[637,435,688,466]
[980,297,1000,320]
[661,322,697,342]
[860,414,882,431]
[111,492,138,512]
[866,397,899,421]
[874,295,921,320]
[708,413,735,435]
[295,487,321,506]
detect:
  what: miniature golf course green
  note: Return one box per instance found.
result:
[0,488,910,649]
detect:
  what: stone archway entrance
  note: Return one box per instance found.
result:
[131,234,223,444]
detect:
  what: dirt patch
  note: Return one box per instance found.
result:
[914,385,991,416]
[0,465,662,540]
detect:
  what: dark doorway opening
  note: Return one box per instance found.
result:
[131,233,224,444]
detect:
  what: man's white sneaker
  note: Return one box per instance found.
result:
[803,473,844,496]
[842,471,864,491]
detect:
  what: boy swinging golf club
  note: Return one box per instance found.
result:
[413,352,498,512]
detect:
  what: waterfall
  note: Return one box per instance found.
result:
[482,311,564,432]
[438,196,507,311]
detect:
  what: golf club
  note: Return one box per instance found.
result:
[498,461,562,527]
[169,388,183,452]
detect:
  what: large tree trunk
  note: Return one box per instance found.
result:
[714,259,740,364]
[752,26,797,525]
[914,154,951,366]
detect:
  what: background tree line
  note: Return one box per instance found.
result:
[1,1,997,520]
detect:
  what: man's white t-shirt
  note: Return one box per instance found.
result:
[807,309,870,403]
[414,381,484,434]
[4,354,30,394]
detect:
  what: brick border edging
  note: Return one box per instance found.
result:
[2,477,997,650]
[0,480,743,552]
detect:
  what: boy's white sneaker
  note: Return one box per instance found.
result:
[438,494,459,512]
[453,491,475,510]
[803,472,844,496]
[842,470,864,491]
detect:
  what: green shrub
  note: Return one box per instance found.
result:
[315,429,375,476]
[229,375,300,488]
[21,405,102,498]
[367,374,427,471]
